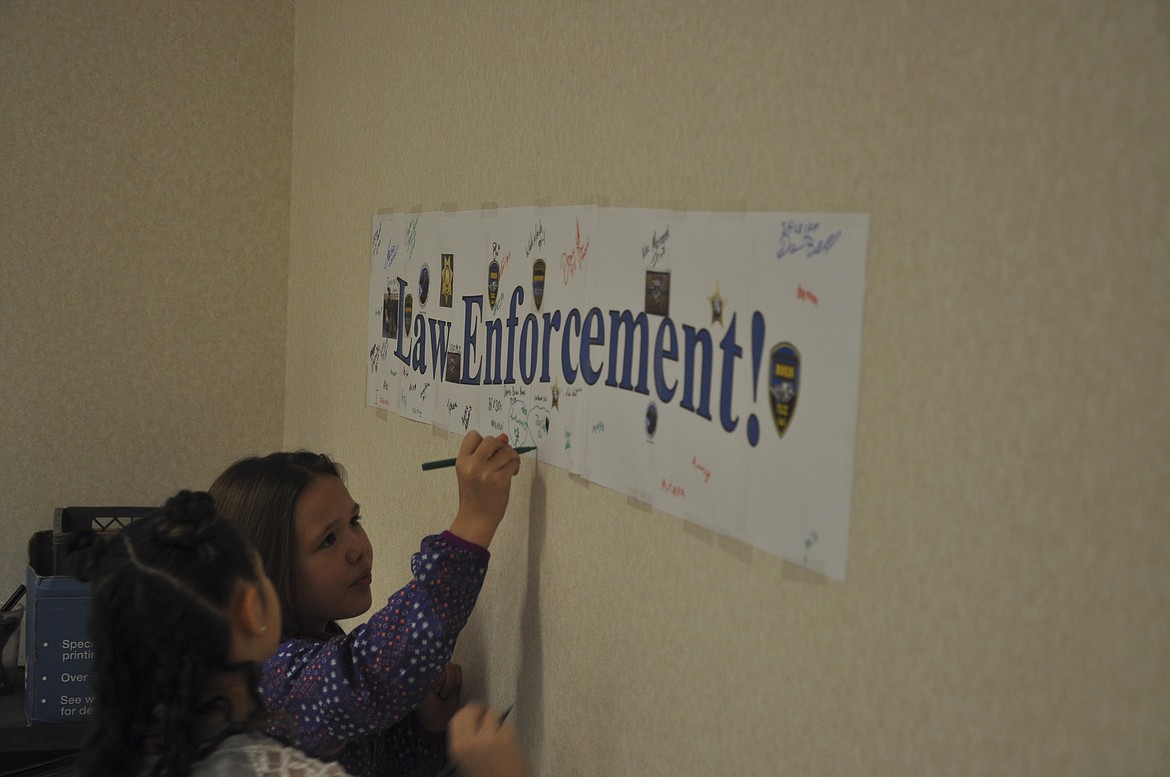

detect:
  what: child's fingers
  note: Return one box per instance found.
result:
[480,434,519,471]
[451,700,510,739]
[446,662,462,697]
[487,444,521,474]
[466,432,505,464]
[458,431,485,459]
[464,433,521,475]
[434,662,461,699]
[451,700,491,736]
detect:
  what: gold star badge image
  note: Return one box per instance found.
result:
[708,283,725,325]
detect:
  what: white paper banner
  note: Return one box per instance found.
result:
[367,207,868,579]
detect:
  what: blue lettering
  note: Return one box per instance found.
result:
[680,324,713,420]
[562,308,582,384]
[505,287,523,384]
[519,312,539,384]
[411,313,427,373]
[606,309,650,394]
[461,295,483,385]
[654,317,678,403]
[393,277,410,367]
[484,316,504,385]
[579,307,605,385]
[540,310,562,383]
[718,313,742,432]
[428,317,452,381]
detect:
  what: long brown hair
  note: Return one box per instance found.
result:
[208,451,345,637]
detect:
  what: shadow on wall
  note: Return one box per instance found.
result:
[451,461,548,764]
[515,464,547,764]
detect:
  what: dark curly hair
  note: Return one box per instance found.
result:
[208,451,345,638]
[70,491,268,777]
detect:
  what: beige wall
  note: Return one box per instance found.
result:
[288,2,1169,775]
[4,0,1167,774]
[1,0,292,598]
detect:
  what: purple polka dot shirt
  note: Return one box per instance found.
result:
[261,531,489,777]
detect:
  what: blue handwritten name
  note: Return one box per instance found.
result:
[407,217,418,259]
[777,221,842,260]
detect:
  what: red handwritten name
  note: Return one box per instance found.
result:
[797,285,818,306]
[560,219,590,284]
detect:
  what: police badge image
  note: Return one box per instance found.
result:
[382,284,399,339]
[488,258,500,311]
[444,348,462,384]
[418,263,431,307]
[769,342,801,437]
[532,257,546,311]
[645,269,671,316]
[440,253,454,307]
[644,401,658,440]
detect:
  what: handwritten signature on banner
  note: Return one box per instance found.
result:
[407,217,419,260]
[691,455,712,483]
[526,220,546,258]
[776,220,842,260]
[369,341,388,373]
[642,227,669,267]
[560,220,590,283]
[490,244,512,313]
[509,399,550,448]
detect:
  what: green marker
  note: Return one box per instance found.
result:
[421,445,536,471]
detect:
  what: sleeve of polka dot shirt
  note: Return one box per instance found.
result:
[260,532,489,756]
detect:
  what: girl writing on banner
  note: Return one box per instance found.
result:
[208,431,523,777]
[71,490,529,777]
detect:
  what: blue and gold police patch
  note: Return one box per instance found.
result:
[769,342,800,438]
[488,259,500,310]
[532,258,546,311]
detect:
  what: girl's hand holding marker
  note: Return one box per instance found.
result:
[448,433,526,550]
[445,702,529,777]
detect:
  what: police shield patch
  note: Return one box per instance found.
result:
[769,342,801,437]
[440,253,454,308]
[532,258,546,311]
[418,264,430,307]
[488,260,500,310]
